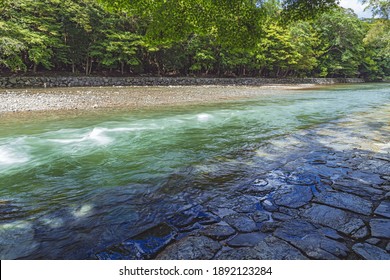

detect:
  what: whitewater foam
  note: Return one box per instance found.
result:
[0,146,29,165]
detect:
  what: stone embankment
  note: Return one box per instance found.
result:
[0,76,365,88]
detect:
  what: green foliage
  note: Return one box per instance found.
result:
[0,0,388,80]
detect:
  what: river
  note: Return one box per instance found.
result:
[0,83,389,259]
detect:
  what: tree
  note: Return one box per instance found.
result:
[361,0,390,19]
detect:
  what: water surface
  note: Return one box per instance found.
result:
[0,84,389,259]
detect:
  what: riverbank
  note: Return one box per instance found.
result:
[0,76,364,89]
[0,84,322,113]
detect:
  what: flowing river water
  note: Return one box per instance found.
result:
[0,84,389,259]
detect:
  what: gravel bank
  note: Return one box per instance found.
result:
[0,85,317,113]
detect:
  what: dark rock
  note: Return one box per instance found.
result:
[274,219,349,259]
[156,236,221,260]
[374,201,390,218]
[274,185,313,208]
[319,227,344,241]
[167,205,220,229]
[272,212,294,221]
[252,211,270,223]
[122,223,177,259]
[370,219,390,238]
[217,236,307,260]
[223,213,258,233]
[261,199,278,212]
[347,171,385,186]
[260,222,279,233]
[332,179,384,200]
[352,243,390,260]
[286,172,318,185]
[386,243,390,252]
[200,224,236,241]
[96,244,140,260]
[314,191,373,215]
[232,195,260,213]
[366,238,381,245]
[302,204,368,238]
[227,232,267,247]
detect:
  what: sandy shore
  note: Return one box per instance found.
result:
[0,84,318,113]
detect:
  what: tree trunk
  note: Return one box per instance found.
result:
[121,61,124,75]
[33,63,37,73]
[85,57,89,76]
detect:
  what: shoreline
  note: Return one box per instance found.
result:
[0,84,322,113]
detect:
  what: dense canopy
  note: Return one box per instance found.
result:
[0,0,389,80]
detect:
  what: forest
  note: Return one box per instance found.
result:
[0,0,389,80]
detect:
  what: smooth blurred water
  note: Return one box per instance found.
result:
[0,83,389,259]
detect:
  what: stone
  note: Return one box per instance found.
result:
[223,213,258,233]
[352,243,390,260]
[302,204,367,237]
[374,201,390,218]
[167,205,220,229]
[156,236,221,260]
[261,199,278,212]
[332,180,384,200]
[274,219,349,259]
[217,236,307,260]
[366,238,381,245]
[200,224,236,241]
[274,185,313,208]
[252,211,270,223]
[370,219,390,238]
[386,243,390,252]
[122,223,177,259]
[272,212,294,221]
[232,195,260,213]
[227,232,267,247]
[286,172,318,185]
[314,191,373,216]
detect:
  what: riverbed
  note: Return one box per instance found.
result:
[0,84,389,259]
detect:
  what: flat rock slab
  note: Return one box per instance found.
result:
[156,236,221,260]
[217,236,307,260]
[227,232,267,247]
[314,191,373,216]
[370,219,390,239]
[274,219,349,259]
[200,224,236,241]
[274,185,313,208]
[223,213,258,233]
[374,201,390,218]
[302,204,368,238]
[352,243,390,260]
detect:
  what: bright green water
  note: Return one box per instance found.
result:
[0,83,389,259]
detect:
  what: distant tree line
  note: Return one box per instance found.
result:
[0,0,389,80]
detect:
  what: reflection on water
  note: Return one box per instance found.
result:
[0,84,389,259]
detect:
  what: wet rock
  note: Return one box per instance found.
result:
[156,236,221,260]
[272,212,294,221]
[286,172,318,185]
[0,221,39,259]
[122,223,177,259]
[261,199,278,212]
[223,213,258,233]
[352,243,390,260]
[274,219,349,259]
[386,243,390,252]
[200,224,236,241]
[217,236,307,260]
[260,222,279,233]
[274,220,348,260]
[96,244,140,260]
[252,211,270,223]
[302,204,368,238]
[232,195,260,213]
[227,232,267,247]
[370,219,390,238]
[332,179,384,200]
[314,191,373,215]
[274,185,313,208]
[366,238,381,245]
[167,205,220,229]
[374,201,390,218]
[347,171,385,186]
[319,227,344,241]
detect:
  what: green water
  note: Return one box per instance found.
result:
[0,83,389,259]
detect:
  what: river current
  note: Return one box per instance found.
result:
[0,84,389,259]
